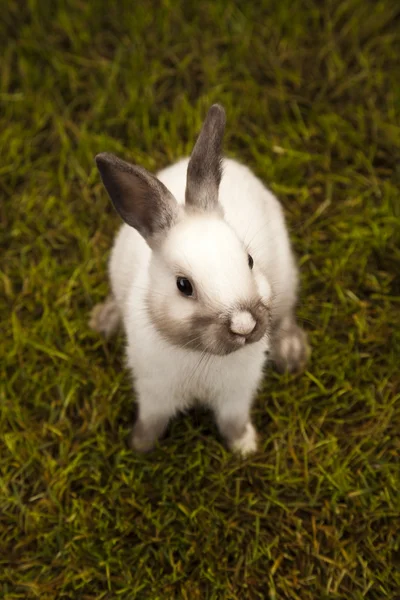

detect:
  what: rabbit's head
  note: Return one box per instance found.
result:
[96,105,272,355]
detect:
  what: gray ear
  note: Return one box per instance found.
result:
[185,104,226,211]
[95,153,178,242]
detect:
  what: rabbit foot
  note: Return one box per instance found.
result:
[89,294,120,338]
[130,416,169,453]
[229,422,258,456]
[270,317,310,374]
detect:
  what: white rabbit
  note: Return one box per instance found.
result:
[90,104,309,455]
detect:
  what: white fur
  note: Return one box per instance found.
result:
[108,158,299,453]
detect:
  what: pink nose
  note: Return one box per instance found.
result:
[230,311,256,336]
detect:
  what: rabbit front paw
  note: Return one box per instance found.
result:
[229,422,258,456]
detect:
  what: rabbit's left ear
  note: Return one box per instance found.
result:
[185,104,226,212]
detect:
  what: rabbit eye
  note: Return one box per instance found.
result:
[177,277,193,297]
[248,254,254,269]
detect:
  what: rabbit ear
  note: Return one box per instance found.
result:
[185,104,226,211]
[95,153,178,243]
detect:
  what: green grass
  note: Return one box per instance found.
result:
[1,0,399,598]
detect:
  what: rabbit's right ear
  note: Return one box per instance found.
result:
[95,153,178,244]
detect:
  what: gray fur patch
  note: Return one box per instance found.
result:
[147,291,271,356]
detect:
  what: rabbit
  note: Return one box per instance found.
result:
[90,104,309,456]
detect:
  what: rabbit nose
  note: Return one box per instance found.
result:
[230,311,256,336]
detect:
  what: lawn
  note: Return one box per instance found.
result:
[1,0,399,598]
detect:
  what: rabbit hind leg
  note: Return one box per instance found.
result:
[270,315,310,374]
[89,294,121,338]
